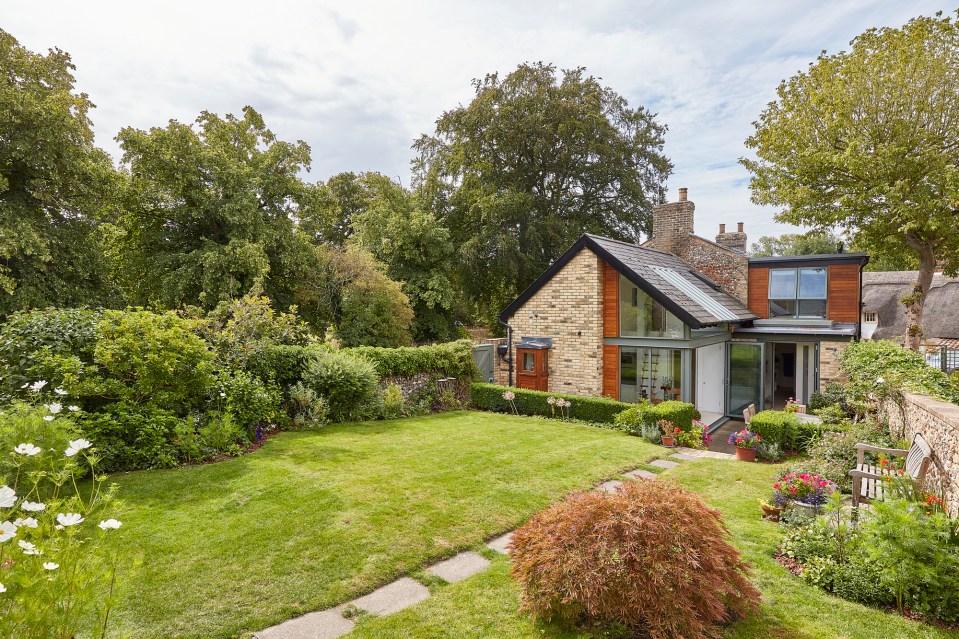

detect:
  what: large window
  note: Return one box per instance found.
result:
[768,268,827,318]
[619,346,683,404]
[619,275,685,338]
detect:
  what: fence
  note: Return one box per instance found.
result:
[926,346,959,374]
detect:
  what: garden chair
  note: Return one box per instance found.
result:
[794,404,806,414]
[742,403,756,425]
[848,433,932,507]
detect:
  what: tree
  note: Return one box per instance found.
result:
[414,62,671,326]
[0,29,119,314]
[743,12,959,349]
[111,107,329,327]
[750,231,842,257]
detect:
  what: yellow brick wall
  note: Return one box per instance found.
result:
[505,249,604,395]
[819,341,849,385]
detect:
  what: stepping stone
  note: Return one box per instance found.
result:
[649,459,679,469]
[669,452,700,461]
[486,531,514,555]
[350,577,430,616]
[597,480,623,493]
[624,469,657,480]
[427,551,490,583]
[254,609,354,639]
[675,447,704,456]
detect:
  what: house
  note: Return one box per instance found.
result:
[498,188,869,426]
[861,271,959,343]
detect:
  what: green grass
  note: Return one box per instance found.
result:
[348,460,959,639]
[104,410,660,639]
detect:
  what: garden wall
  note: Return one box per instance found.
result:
[881,391,959,516]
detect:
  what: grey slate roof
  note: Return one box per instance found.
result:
[500,234,758,329]
[862,271,959,340]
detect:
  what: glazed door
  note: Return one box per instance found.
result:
[726,342,764,417]
[516,348,549,391]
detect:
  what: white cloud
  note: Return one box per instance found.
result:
[4,0,953,240]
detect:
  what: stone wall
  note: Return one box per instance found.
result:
[881,392,959,517]
[818,341,849,385]
[503,248,604,395]
[673,236,749,304]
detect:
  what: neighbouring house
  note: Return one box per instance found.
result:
[497,188,869,426]
[861,271,959,343]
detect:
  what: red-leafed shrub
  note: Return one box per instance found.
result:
[510,480,761,638]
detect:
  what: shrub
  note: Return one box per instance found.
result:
[754,440,784,462]
[808,382,852,414]
[380,383,406,419]
[840,339,959,405]
[345,340,476,379]
[748,410,825,450]
[202,293,312,369]
[199,412,247,455]
[779,518,842,563]
[785,421,892,492]
[472,383,635,424]
[510,480,760,639]
[677,419,710,450]
[287,382,328,429]
[0,401,80,484]
[75,404,187,471]
[210,370,281,433]
[247,344,329,390]
[831,557,894,606]
[301,350,379,421]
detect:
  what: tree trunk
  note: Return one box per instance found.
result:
[902,234,937,351]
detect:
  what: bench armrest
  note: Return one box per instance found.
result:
[854,443,908,464]
[848,469,887,480]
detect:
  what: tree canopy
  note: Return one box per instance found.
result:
[743,11,959,348]
[414,62,671,324]
[750,231,841,257]
[0,29,119,314]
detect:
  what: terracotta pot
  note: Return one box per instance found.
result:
[760,504,782,521]
[735,446,757,462]
[661,435,675,447]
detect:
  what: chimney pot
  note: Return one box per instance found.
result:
[737,222,744,233]
[678,187,688,202]
[719,223,726,234]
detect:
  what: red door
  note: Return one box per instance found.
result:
[516,348,549,391]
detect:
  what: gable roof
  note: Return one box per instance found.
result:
[862,271,959,340]
[500,234,758,329]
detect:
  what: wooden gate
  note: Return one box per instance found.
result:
[472,344,494,382]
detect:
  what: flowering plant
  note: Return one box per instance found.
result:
[772,472,837,507]
[546,396,571,420]
[677,419,712,450]
[783,397,798,413]
[728,429,762,449]
[502,390,518,414]
[657,419,677,436]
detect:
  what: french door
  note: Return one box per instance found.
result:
[726,342,763,417]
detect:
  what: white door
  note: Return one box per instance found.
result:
[695,342,726,416]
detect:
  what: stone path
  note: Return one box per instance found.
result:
[253,445,735,638]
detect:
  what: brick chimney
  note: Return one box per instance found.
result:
[715,222,747,253]
[650,188,694,252]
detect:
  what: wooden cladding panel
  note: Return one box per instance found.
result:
[828,264,861,322]
[602,344,619,400]
[602,261,619,338]
[747,267,769,319]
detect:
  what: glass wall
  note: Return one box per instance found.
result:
[619,275,685,338]
[727,342,763,416]
[619,346,684,404]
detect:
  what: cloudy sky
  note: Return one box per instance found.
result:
[4,1,954,241]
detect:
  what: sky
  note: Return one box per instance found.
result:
[3,0,955,242]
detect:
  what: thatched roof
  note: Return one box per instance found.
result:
[862,271,959,340]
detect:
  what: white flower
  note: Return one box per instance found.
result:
[42,562,58,571]
[0,521,16,542]
[56,513,84,527]
[98,519,122,530]
[20,501,45,512]
[29,380,48,392]
[876,377,885,384]
[18,540,41,555]
[13,517,37,529]
[0,583,5,593]
[546,397,556,405]
[68,439,92,451]
[20,383,29,389]
[54,388,68,396]
[0,487,15,508]
[219,392,226,398]
[14,443,41,456]
[46,403,62,414]
[43,416,54,422]
[67,405,80,412]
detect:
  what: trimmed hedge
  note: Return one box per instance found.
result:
[472,383,645,424]
[613,400,701,434]
[246,344,330,389]
[345,340,477,379]
[748,410,826,450]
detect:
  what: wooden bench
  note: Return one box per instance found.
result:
[848,433,932,507]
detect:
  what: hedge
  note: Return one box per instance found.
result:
[345,340,477,379]
[613,400,701,434]
[246,344,330,389]
[748,410,826,451]
[840,339,959,405]
[472,383,638,424]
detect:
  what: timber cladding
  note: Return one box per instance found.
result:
[747,267,770,319]
[602,344,619,400]
[827,264,861,322]
[602,261,620,399]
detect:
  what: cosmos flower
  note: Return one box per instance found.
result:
[14,443,41,456]
[98,519,122,530]
[56,513,84,527]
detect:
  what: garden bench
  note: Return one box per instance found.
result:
[742,403,756,425]
[848,434,932,507]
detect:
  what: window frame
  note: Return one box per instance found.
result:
[767,267,828,319]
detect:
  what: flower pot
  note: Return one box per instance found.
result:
[760,503,782,521]
[661,435,675,447]
[735,446,756,462]
[792,500,822,516]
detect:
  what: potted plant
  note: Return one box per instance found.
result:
[772,472,837,515]
[659,419,678,447]
[758,498,782,521]
[727,429,762,462]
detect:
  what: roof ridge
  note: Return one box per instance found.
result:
[585,233,676,256]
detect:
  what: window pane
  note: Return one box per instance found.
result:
[798,268,827,299]
[619,348,638,403]
[619,276,639,336]
[769,299,796,318]
[650,348,683,403]
[768,269,797,299]
[798,299,827,318]
[522,352,535,371]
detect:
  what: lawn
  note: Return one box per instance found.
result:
[103,410,661,639]
[348,459,959,639]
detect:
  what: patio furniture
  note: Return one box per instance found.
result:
[794,404,807,414]
[742,403,756,425]
[848,434,932,506]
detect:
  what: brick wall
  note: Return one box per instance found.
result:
[818,341,849,385]
[881,392,959,517]
[674,236,749,304]
[504,248,604,395]
[649,201,694,253]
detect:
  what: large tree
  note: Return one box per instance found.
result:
[743,12,959,349]
[111,107,329,326]
[0,29,118,314]
[750,231,842,257]
[414,62,671,325]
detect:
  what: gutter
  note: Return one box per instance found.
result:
[498,318,514,387]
